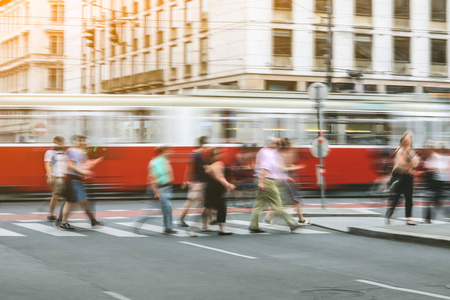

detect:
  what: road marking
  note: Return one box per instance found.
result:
[30,212,48,215]
[179,241,258,260]
[117,222,207,237]
[14,223,85,237]
[17,219,46,223]
[357,280,450,299]
[103,217,129,220]
[104,291,132,300]
[75,223,147,237]
[106,210,131,212]
[188,222,255,235]
[0,228,25,236]
[227,220,328,234]
[0,213,14,215]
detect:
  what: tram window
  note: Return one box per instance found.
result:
[320,114,390,145]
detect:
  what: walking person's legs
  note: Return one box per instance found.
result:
[403,175,415,225]
[159,186,176,233]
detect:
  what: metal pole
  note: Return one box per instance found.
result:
[315,86,326,209]
[326,0,332,92]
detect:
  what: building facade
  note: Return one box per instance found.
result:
[1,0,450,94]
[0,0,64,93]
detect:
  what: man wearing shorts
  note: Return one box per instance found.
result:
[58,135,102,230]
[44,136,67,221]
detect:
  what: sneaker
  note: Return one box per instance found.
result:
[209,219,218,225]
[47,215,57,221]
[54,219,61,229]
[163,229,178,234]
[177,220,189,227]
[59,223,75,231]
[91,221,104,228]
[289,224,301,232]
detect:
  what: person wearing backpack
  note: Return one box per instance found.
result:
[44,136,67,221]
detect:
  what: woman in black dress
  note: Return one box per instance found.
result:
[201,148,235,235]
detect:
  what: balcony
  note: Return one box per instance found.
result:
[170,67,177,80]
[271,55,293,69]
[185,23,192,36]
[393,17,410,30]
[157,31,163,44]
[313,57,327,71]
[100,70,164,93]
[354,15,372,27]
[354,58,372,71]
[170,28,177,40]
[272,9,293,23]
[429,21,447,32]
[200,62,208,75]
[393,61,411,75]
[430,63,448,77]
[184,64,192,78]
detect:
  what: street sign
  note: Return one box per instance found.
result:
[310,136,329,158]
[307,82,328,101]
[34,123,47,136]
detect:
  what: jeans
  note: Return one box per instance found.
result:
[158,185,174,230]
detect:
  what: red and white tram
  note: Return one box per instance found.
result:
[0,90,448,193]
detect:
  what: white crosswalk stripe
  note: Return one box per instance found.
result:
[0,227,25,236]
[74,223,146,237]
[14,223,85,237]
[227,220,330,234]
[117,222,207,237]
[0,219,329,238]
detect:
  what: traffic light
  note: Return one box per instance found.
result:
[110,23,119,44]
[85,28,95,48]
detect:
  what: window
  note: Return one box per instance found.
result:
[364,84,377,93]
[186,1,193,22]
[90,66,95,87]
[51,4,64,22]
[144,52,151,72]
[354,34,372,60]
[132,55,139,75]
[315,0,329,13]
[49,35,64,55]
[121,58,127,76]
[355,0,371,16]
[431,39,447,64]
[144,14,151,35]
[157,49,163,70]
[394,0,409,18]
[387,85,414,94]
[48,68,63,89]
[274,0,292,10]
[157,10,163,32]
[134,1,139,14]
[431,0,447,22]
[314,32,327,58]
[170,6,178,27]
[110,60,116,78]
[266,80,296,91]
[201,0,208,13]
[170,45,177,68]
[200,37,208,63]
[101,64,107,81]
[273,29,292,56]
[185,42,192,65]
[394,37,410,62]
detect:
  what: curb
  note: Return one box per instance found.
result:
[348,226,450,249]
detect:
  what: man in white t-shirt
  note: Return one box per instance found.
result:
[44,136,67,221]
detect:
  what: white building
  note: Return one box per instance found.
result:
[0,0,64,93]
[1,0,450,95]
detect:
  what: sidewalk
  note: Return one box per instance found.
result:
[303,208,450,248]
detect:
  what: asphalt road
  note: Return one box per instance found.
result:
[1,201,449,300]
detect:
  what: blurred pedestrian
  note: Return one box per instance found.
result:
[249,138,300,233]
[136,146,177,235]
[265,138,311,225]
[201,148,235,235]
[385,131,420,225]
[43,136,67,221]
[422,141,448,224]
[58,135,103,230]
[178,136,215,227]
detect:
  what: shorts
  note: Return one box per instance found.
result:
[187,182,206,202]
[51,177,65,195]
[65,178,87,203]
